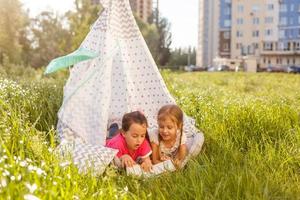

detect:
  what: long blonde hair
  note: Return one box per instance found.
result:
[157,105,184,155]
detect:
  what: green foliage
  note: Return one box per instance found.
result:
[168,47,196,69]
[152,9,172,66]
[135,16,160,61]
[66,0,102,51]
[0,0,28,64]
[28,11,72,68]
[1,67,300,199]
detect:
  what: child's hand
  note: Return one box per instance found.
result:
[120,155,136,168]
[173,158,182,169]
[160,155,171,161]
[140,158,152,172]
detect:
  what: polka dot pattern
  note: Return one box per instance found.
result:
[57,0,204,149]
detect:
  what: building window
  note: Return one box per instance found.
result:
[223,43,229,51]
[296,42,300,50]
[265,29,273,36]
[280,17,287,25]
[298,16,300,24]
[278,42,284,50]
[279,30,285,38]
[290,18,294,25]
[236,31,243,37]
[267,4,274,11]
[224,7,231,15]
[284,42,290,51]
[265,17,273,24]
[224,19,231,27]
[285,30,290,38]
[253,18,260,24]
[224,31,230,39]
[252,30,259,37]
[287,59,290,64]
[252,5,260,12]
[237,18,243,25]
[237,5,244,13]
[280,4,288,12]
[264,42,273,50]
[291,4,295,11]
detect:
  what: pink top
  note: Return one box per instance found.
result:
[106,133,152,161]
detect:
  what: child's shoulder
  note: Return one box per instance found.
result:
[106,133,124,146]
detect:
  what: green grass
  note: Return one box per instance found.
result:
[0,67,300,199]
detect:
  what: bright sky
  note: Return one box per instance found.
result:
[20,0,198,49]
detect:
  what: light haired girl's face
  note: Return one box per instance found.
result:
[158,117,178,143]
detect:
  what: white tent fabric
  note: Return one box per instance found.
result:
[57,0,204,159]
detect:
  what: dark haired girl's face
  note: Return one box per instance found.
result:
[122,123,147,151]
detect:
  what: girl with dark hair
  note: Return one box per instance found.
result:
[106,111,152,171]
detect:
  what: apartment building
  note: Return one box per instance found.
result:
[91,0,153,23]
[261,0,300,68]
[197,0,300,71]
[129,0,153,23]
[196,0,220,68]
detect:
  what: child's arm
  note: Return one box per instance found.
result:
[174,144,188,168]
[140,156,152,172]
[151,142,161,164]
[120,154,136,168]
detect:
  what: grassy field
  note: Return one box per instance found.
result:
[0,66,300,199]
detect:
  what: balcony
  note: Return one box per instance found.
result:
[260,41,300,55]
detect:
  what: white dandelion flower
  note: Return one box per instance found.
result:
[48,148,53,153]
[25,183,37,193]
[36,168,45,176]
[10,176,15,181]
[73,195,80,200]
[3,170,10,176]
[20,161,27,167]
[24,194,40,200]
[0,179,7,187]
[59,161,71,168]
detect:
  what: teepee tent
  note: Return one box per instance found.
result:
[49,0,204,170]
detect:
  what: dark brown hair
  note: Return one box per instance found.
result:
[122,111,149,139]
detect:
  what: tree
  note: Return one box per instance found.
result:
[135,16,160,61]
[152,9,172,66]
[168,47,196,69]
[66,0,102,51]
[0,0,27,64]
[29,11,72,68]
